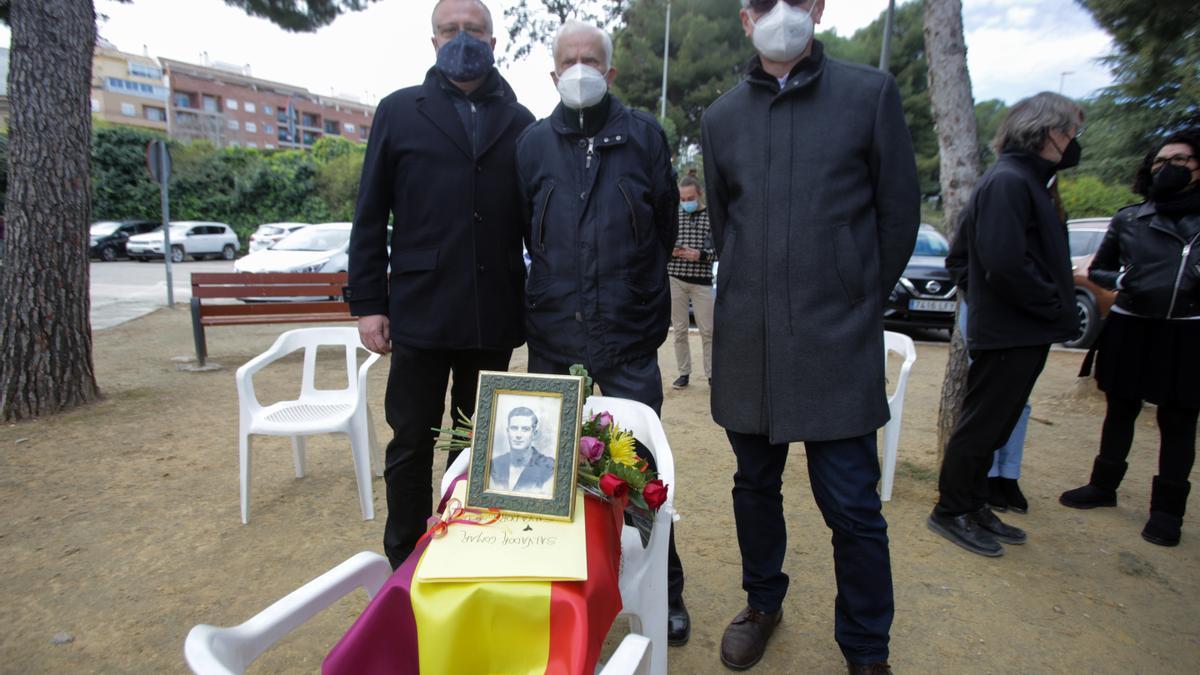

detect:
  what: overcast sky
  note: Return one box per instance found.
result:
[3,0,1114,118]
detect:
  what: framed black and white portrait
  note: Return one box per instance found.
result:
[466,371,584,520]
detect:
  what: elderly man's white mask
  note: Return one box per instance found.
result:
[556,63,608,110]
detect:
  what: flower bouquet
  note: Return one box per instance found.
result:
[575,410,668,546]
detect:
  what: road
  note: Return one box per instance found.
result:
[91,258,234,330]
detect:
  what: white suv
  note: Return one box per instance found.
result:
[127,221,240,263]
[248,222,310,251]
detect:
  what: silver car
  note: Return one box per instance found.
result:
[126,221,240,263]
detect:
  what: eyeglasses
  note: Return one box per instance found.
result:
[1152,154,1197,170]
[747,0,810,14]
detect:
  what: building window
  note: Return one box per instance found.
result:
[359,125,369,139]
[264,123,275,134]
[324,119,339,134]
[226,98,238,111]
[265,143,275,149]
[227,119,239,130]
[278,128,290,142]
[344,122,355,133]
[145,106,166,122]
[105,77,168,100]
[91,98,100,112]
[245,101,256,114]
[301,113,319,128]
[277,109,288,123]
[202,95,220,113]
[302,131,318,145]
[128,62,162,79]
[121,102,136,117]
[246,122,257,133]
[263,104,273,115]
[173,92,193,108]
[247,141,257,148]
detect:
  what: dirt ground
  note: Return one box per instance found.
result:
[1,308,1197,674]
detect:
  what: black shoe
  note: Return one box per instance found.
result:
[1141,477,1190,547]
[671,374,689,389]
[969,506,1027,544]
[927,511,1003,557]
[986,477,1009,512]
[720,606,782,670]
[668,599,691,646]
[1059,484,1117,509]
[848,663,893,675]
[1000,478,1028,514]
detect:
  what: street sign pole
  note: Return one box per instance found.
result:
[159,141,174,307]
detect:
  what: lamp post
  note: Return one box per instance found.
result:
[1059,70,1074,94]
[659,0,671,121]
[878,0,896,72]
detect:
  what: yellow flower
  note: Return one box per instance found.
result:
[608,426,638,466]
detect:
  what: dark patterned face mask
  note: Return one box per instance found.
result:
[436,31,494,82]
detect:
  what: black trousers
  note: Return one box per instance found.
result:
[381,343,512,568]
[727,429,893,664]
[1099,393,1199,479]
[936,344,1050,516]
[527,350,685,606]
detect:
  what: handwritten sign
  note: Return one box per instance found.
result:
[416,482,588,582]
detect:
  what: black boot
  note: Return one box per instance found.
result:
[1001,478,1028,514]
[1142,477,1190,547]
[986,477,1008,512]
[1060,456,1127,509]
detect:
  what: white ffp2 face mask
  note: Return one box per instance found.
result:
[750,1,815,63]
[556,63,608,110]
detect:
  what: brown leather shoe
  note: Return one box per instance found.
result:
[847,662,893,674]
[719,606,782,670]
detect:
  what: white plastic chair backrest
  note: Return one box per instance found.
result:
[883,331,917,404]
[268,327,369,398]
[184,551,392,675]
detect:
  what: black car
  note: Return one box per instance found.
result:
[885,225,956,332]
[90,220,157,261]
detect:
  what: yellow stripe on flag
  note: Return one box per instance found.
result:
[411,570,552,675]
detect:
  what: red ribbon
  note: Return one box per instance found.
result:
[416,498,502,549]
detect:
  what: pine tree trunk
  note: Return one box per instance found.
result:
[0,0,100,421]
[923,0,981,460]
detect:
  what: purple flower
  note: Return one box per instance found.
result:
[579,436,605,462]
[592,411,613,431]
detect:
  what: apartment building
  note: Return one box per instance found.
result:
[91,40,170,131]
[160,57,374,150]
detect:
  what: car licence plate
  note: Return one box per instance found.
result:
[909,299,956,312]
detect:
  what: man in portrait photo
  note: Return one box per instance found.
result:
[489,406,556,496]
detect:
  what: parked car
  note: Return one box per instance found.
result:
[248,222,310,252]
[885,224,957,332]
[233,222,351,274]
[126,221,240,263]
[89,220,157,261]
[1064,217,1117,349]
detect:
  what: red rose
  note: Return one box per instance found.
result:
[643,479,668,510]
[599,473,629,500]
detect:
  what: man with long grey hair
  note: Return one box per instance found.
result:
[928,91,1084,557]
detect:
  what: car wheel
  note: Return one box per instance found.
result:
[1063,293,1101,349]
[222,244,236,261]
[171,245,185,263]
[133,256,146,262]
[100,246,117,262]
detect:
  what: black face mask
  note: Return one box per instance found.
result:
[1056,137,1082,170]
[1150,163,1194,200]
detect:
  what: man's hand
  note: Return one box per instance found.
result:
[675,247,701,262]
[358,314,391,354]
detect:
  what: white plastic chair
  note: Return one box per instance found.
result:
[881,331,917,502]
[183,552,652,675]
[441,395,676,675]
[236,327,382,523]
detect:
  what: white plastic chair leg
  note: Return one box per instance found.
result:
[366,406,383,478]
[348,425,375,521]
[240,434,253,525]
[291,436,307,478]
[880,420,900,502]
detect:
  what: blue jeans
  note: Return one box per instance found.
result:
[959,301,1030,480]
[728,429,892,664]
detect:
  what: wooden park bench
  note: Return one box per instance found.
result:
[189,272,355,366]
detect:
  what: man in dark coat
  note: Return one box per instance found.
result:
[344,0,534,569]
[701,1,920,671]
[515,20,690,646]
[928,92,1082,557]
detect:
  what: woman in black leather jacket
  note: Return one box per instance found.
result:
[1060,130,1200,546]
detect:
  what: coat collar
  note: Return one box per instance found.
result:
[744,40,826,97]
[549,94,630,149]
[415,66,520,159]
[999,149,1059,185]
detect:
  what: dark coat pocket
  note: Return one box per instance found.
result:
[832,224,866,304]
[393,247,438,274]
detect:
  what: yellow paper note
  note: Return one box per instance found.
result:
[416,482,588,582]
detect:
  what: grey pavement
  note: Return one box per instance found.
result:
[91,259,234,330]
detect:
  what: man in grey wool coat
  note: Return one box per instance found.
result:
[700,0,919,672]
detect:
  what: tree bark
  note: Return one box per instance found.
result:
[923,0,981,460]
[0,0,100,421]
